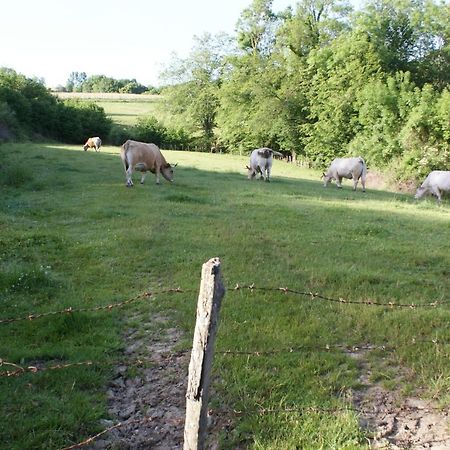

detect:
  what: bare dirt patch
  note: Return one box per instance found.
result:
[90,315,189,449]
[348,348,450,449]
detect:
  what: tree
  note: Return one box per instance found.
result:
[236,0,280,55]
[279,0,353,57]
[161,33,236,150]
[66,71,87,92]
[354,0,450,87]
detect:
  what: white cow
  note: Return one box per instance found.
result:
[120,140,176,186]
[323,157,367,191]
[414,170,450,202]
[83,137,102,152]
[246,148,283,182]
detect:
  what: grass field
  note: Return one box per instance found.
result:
[55,92,161,125]
[0,143,449,449]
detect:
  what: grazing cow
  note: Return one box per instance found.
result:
[414,170,450,202]
[246,148,283,182]
[83,137,102,152]
[323,157,367,191]
[120,140,176,186]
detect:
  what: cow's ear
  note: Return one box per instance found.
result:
[172,163,178,168]
[322,173,326,178]
[245,165,251,170]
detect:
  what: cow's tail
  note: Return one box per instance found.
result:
[121,140,130,171]
[271,150,284,157]
[358,156,367,179]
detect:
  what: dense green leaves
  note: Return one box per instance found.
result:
[159,0,449,181]
[0,68,112,143]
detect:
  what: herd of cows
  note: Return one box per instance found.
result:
[82,137,450,202]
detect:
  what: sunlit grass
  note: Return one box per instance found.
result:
[0,143,449,449]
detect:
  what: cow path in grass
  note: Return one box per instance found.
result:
[348,348,450,449]
[91,315,188,449]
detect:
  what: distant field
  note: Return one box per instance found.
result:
[54,92,162,125]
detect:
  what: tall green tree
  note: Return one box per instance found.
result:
[354,0,450,87]
[160,33,235,149]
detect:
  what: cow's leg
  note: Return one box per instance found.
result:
[140,171,147,184]
[155,168,161,184]
[431,186,442,202]
[352,176,358,191]
[336,176,343,188]
[126,167,134,187]
[266,167,271,182]
[361,175,366,192]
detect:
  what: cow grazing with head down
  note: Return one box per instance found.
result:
[83,137,102,152]
[246,147,283,182]
[323,156,367,191]
[414,170,450,202]
[120,140,176,187]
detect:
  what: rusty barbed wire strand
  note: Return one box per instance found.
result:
[0,351,188,377]
[231,283,449,309]
[1,283,448,326]
[3,339,449,378]
[60,416,154,450]
[0,287,192,325]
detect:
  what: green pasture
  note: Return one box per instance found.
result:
[55,93,161,125]
[0,143,449,449]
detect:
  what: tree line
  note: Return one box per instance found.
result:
[159,0,450,180]
[62,72,160,95]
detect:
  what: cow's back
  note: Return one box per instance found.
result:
[123,140,163,167]
[427,171,450,189]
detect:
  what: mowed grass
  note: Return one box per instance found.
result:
[0,143,449,449]
[55,92,161,125]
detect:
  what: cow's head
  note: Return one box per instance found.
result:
[322,172,331,187]
[161,163,177,182]
[414,185,427,199]
[246,165,256,179]
[83,144,89,151]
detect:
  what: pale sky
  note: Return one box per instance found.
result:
[1,0,361,88]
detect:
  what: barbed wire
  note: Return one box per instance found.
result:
[0,287,191,325]
[1,283,448,326]
[60,416,154,450]
[58,401,450,450]
[231,284,449,309]
[3,338,448,378]
[0,351,187,377]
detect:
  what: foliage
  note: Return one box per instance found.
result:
[158,0,449,180]
[65,73,152,94]
[0,68,112,143]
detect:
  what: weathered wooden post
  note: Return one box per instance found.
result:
[184,257,225,450]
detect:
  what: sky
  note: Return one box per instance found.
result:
[1,0,362,88]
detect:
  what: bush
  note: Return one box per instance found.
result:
[0,68,112,144]
[108,124,133,146]
[134,116,167,146]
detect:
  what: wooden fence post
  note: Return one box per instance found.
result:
[184,257,225,450]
